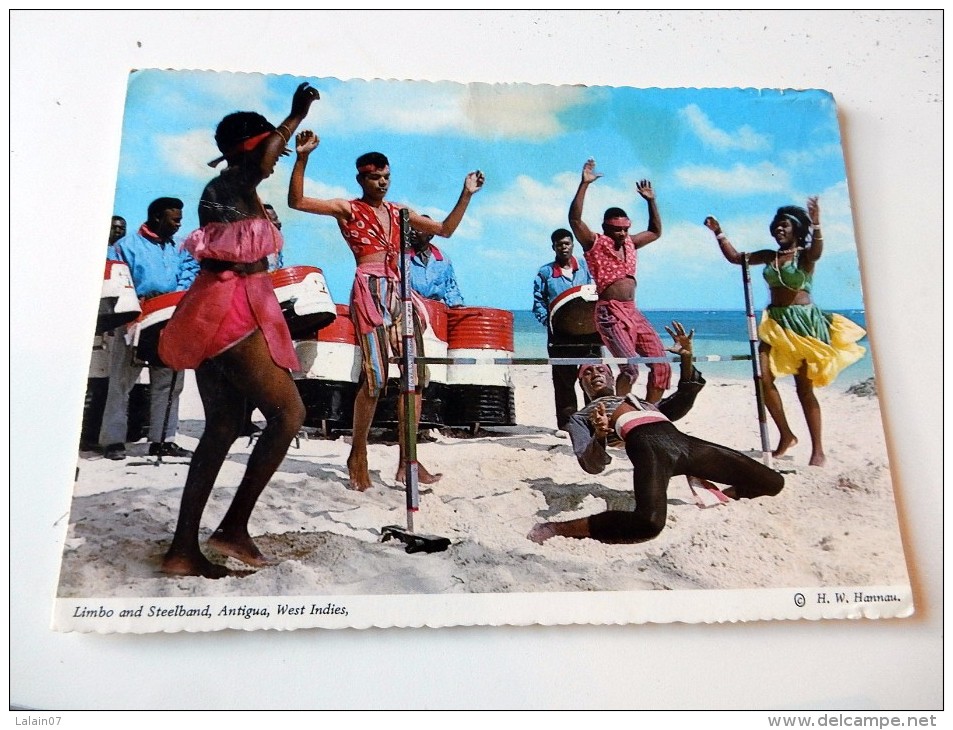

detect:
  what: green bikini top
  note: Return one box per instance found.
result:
[763,250,812,293]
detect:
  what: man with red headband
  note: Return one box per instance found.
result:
[568,158,670,403]
[528,321,784,544]
[288,131,485,491]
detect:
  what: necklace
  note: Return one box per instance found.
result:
[770,247,806,292]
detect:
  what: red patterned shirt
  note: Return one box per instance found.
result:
[337,199,404,272]
[584,233,637,294]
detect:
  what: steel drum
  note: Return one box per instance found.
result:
[548,283,598,336]
[269,266,336,339]
[444,306,516,428]
[132,290,185,367]
[96,259,141,334]
[293,304,360,430]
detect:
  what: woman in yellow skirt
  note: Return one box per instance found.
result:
[704,197,865,466]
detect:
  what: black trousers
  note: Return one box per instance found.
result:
[548,330,604,429]
[586,421,785,542]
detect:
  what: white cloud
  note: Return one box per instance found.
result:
[780,143,843,169]
[155,129,220,180]
[322,81,590,140]
[680,103,772,152]
[693,180,857,256]
[480,170,646,229]
[675,162,790,195]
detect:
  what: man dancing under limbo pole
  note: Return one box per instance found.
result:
[288,129,484,491]
[528,321,784,544]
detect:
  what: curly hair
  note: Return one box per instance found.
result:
[769,205,813,243]
[214,112,276,156]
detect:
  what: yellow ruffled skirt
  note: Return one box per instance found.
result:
[758,305,866,387]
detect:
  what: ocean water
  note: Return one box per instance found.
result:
[511,309,873,386]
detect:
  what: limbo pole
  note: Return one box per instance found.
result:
[398,208,419,531]
[379,212,450,554]
[742,254,773,467]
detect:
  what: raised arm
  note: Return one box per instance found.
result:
[704,216,774,266]
[664,320,697,382]
[657,320,706,422]
[803,195,823,264]
[408,171,485,239]
[287,130,352,219]
[630,180,662,248]
[258,82,320,182]
[568,159,600,251]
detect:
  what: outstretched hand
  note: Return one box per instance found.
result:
[636,179,655,201]
[290,82,320,117]
[703,216,722,236]
[465,170,486,194]
[806,195,821,226]
[295,130,319,156]
[581,158,602,184]
[664,320,694,356]
[589,402,612,439]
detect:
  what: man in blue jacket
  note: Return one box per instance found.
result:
[532,229,604,432]
[99,197,199,460]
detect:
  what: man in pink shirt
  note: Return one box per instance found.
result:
[568,158,670,403]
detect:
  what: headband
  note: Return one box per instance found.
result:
[779,213,801,227]
[770,212,807,235]
[357,163,385,173]
[578,363,612,380]
[207,131,275,168]
[604,216,631,228]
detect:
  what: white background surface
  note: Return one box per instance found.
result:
[9,10,943,711]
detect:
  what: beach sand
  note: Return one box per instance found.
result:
[58,363,909,606]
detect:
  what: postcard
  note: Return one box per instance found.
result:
[52,69,911,633]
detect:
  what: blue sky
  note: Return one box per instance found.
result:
[112,69,865,312]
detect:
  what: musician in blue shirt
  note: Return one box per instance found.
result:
[98,197,198,460]
[532,229,604,431]
[406,219,465,308]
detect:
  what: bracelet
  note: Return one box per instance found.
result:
[275,124,291,144]
[716,233,727,241]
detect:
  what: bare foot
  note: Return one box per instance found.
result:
[773,434,798,458]
[160,551,234,579]
[207,532,276,568]
[347,452,373,491]
[395,462,443,485]
[809,452,827,467]
[527,523,557,544]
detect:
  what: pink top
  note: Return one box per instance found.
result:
[183,217,282,262]
[583,233,637,295]
[337,200,403,272]
[158,218,299,371]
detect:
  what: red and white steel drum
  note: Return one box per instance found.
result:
[131,290,185,367]
[446,307,514,387]
[409,297,449,385]
[97,259,141,334]
[293,303,361,384]
[293,303,360,430]
[269,265,336,339]
[548,283,598,336]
